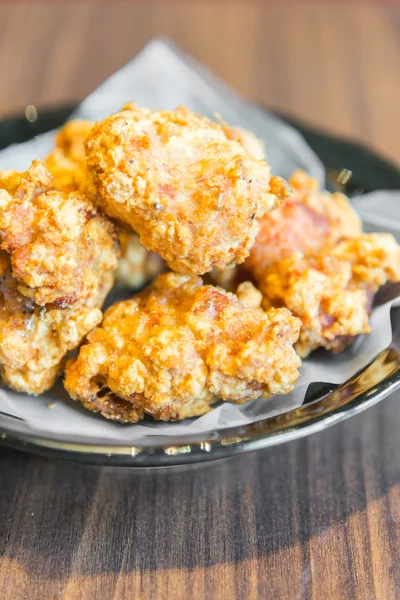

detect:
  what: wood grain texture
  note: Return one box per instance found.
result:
[0,2,400,599]
[0,2,400,165]
[1,394,400,599]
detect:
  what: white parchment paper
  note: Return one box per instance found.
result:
[0,40,398,442]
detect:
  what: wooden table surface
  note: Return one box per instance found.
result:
[1,2,400,599]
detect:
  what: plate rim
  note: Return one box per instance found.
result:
[1,339,399,467]
[1,365,399,467]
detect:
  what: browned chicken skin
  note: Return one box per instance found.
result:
[212,171,399,357]
[244,170,362,281]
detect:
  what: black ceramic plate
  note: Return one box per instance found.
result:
[0,106,399,467]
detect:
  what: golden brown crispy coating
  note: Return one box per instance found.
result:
[85,103,288,275]
[0,170,22,194]
[64,272,302,422]
[0,161,119,307]
[45,120,93,192]
[115,230,165,289]
[260,234,400,357]
[0,252,113,394]
[235,281,263,310]
[245,170,362,281]
[331,234,400,290]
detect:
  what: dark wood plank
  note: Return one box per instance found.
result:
[0,2,400,598]
[1,392,400,599]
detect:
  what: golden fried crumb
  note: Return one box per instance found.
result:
[0,160,119,307]
[245,170,362,281]
[0,170,22,194]
[235,281,263,310]
[115,231,165,289]
[85,104,287,274]
[331,233,400,290]
[64,272,301,422]
[289,169,320,193]
[260,233,400,357]
[0,252,112,394]
[45,120,93,192]
[221,124,265,160]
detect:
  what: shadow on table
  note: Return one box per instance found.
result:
[1,391,399,579]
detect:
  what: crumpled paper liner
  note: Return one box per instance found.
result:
[0,40,398,442]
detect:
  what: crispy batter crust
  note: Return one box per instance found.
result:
[0,161,119,307]
[235,281,263,310]
[0,252,112,394]
[260,234,400,357]
[45,120,93,192]
[85,104,287,274]
[64,272,301,422]
[245,170,362,281]
[0,170,22,194]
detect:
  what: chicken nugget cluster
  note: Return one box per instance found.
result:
[64,273,301,422]
[45,120,93,193]
[1,100,399,426]
[0,162,119,394]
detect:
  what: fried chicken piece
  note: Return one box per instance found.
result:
[64,272,302,422]
[0,160,119,307]
[244,170,362,282]
[0,251,112,394]
[115,230,165,289]
[45,120,93,192]
[260,233,400,357]
[85,103,288,275]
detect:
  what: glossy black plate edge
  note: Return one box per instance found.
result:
[276,111,400,194]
